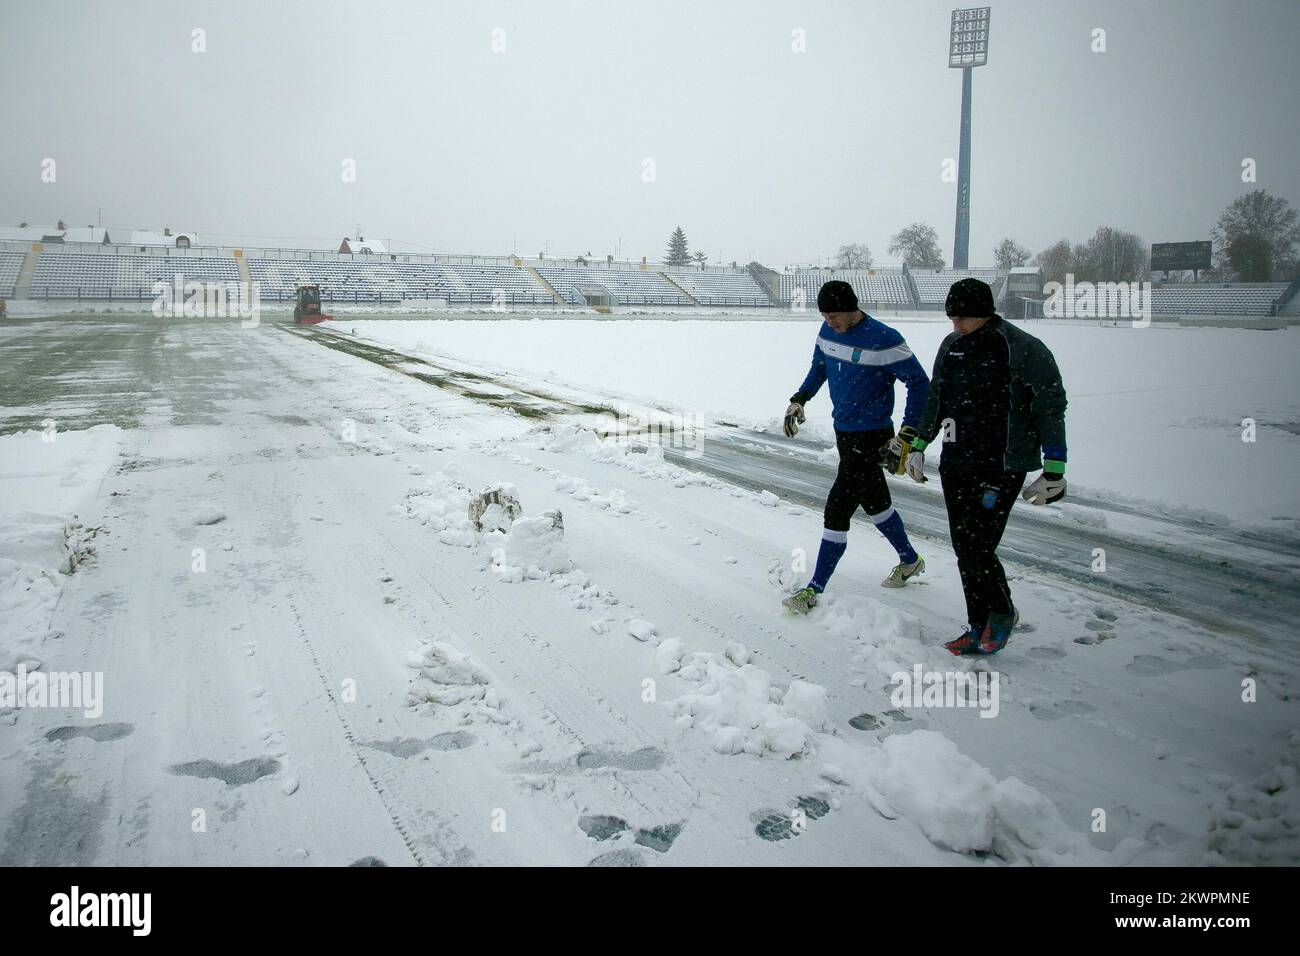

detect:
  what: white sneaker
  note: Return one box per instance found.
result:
[881,556,925,588]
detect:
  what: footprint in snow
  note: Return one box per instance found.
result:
[1125,654,1221,678]
[362,732,477,757]
[848,709,914,732]
[587,848,650,867]
[752,796,832,842]
[168,757,280,787]
[579,816,684,852]
[1025,698,1095,721]
[45,723,134,744]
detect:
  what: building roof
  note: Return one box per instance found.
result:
[61,226,112,244]
[0,225,56,242]
[340,237,386,254]
[129,229,200,247]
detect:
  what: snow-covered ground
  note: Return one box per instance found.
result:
[0,314,1296,866]
[335,316,1300,527]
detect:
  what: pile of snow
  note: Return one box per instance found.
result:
[0,426,121,673]
[1204,731,1300,865]
[191,502,226,526]
[673,656,832,759]
[821,595,932,681]
[817,730,1122,864]
[552,474,636,514]
[494,511,571,581]
[399,467,478,547]
[406,639,500,710]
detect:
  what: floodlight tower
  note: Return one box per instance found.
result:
[949,7,991,270]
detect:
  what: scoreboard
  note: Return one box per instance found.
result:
[1151,241,1212,272]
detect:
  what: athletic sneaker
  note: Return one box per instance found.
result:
[782,587,819,615]
[944,625,982,656]
[881,555,925,588]
[977,606,1020,655]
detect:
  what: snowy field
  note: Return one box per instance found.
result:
[0,314,1297,867]
[334,315,1300,527]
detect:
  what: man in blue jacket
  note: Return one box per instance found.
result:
[781,280,930,614]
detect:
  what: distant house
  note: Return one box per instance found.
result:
[130,228,199,249]
[339,237,386,255]
[61,226,114,244]
[0,225,51,243]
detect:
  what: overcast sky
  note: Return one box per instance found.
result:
[2,0,1297,267]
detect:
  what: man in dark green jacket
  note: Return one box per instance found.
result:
[905,278,1068,655]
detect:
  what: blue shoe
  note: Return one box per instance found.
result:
[976,607,1019,655]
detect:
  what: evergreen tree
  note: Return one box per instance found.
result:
[665,226,691,266]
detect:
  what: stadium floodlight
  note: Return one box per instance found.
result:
[949,6,991,270]
[949,6,991,68]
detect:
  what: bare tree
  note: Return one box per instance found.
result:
[1032,239,1074,288]
[888,223,945,268]
[1074,226,1148,283]
[993,238,1031,271]
[835,243,873,270]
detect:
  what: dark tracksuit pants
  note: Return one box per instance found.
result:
[824,428,895,529]
[939,466,1026,628]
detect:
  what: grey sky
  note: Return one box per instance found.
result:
[2,0,1297,267]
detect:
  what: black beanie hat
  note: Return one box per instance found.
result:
[944,277,996,318]
[817,279,858,313]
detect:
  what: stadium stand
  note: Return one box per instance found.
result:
[0,252,24,297]
[247,258,553,304]
[661,269,770,306]
[910,268,1006,306]
[28,253,241,299]
[779,269,913,307]
[537,267,692,306]
[1150,283,1290,316]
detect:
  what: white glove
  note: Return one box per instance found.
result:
[1022,471,1066,505]
[904,449,926,483]
[783,402,806,438]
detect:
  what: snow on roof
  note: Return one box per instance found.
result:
[61,226,112,244]
[341,237,386,254]
[0,225,55,242]
[129,229,200,247]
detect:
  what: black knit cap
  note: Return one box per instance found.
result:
[817,279,858,313]
[945,277,996,318]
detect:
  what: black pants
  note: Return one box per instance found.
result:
[940,467,1026,627]
[824,428,895,531]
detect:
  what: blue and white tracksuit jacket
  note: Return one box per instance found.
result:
[791,314,930,432]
